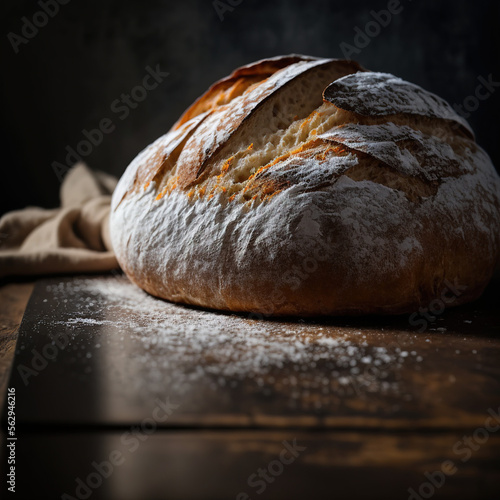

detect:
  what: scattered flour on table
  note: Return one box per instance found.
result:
[43,276,426,407]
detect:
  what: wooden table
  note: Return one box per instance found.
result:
[0,273,499,499]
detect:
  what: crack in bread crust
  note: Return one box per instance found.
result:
[121,60,480,208]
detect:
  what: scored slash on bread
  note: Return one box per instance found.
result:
[174,57,363,188]
[115,55,364,204]
[171,54,321,130]
[116,56,477,206]
[110,55,500,316]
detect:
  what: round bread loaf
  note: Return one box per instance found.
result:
[110,55,500,316]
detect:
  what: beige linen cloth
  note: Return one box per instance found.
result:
[0,163,119,278]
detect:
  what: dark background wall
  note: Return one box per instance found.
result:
[1,0,499,215]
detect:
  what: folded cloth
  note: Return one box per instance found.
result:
[0,163,119,278]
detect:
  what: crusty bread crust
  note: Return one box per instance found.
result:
[110,55,500,316]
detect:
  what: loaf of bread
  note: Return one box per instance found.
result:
[110,55,500,316]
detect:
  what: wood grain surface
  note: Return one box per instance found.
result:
[0,272,498,499]
[11,430,500,499]
[0,281,34,402]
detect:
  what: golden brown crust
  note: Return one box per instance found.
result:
[174,58,364,189]
[171,55,318,130]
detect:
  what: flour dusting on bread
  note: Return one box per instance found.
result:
[110,55,500,316]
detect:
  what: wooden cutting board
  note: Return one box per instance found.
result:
[1,273,499,499]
